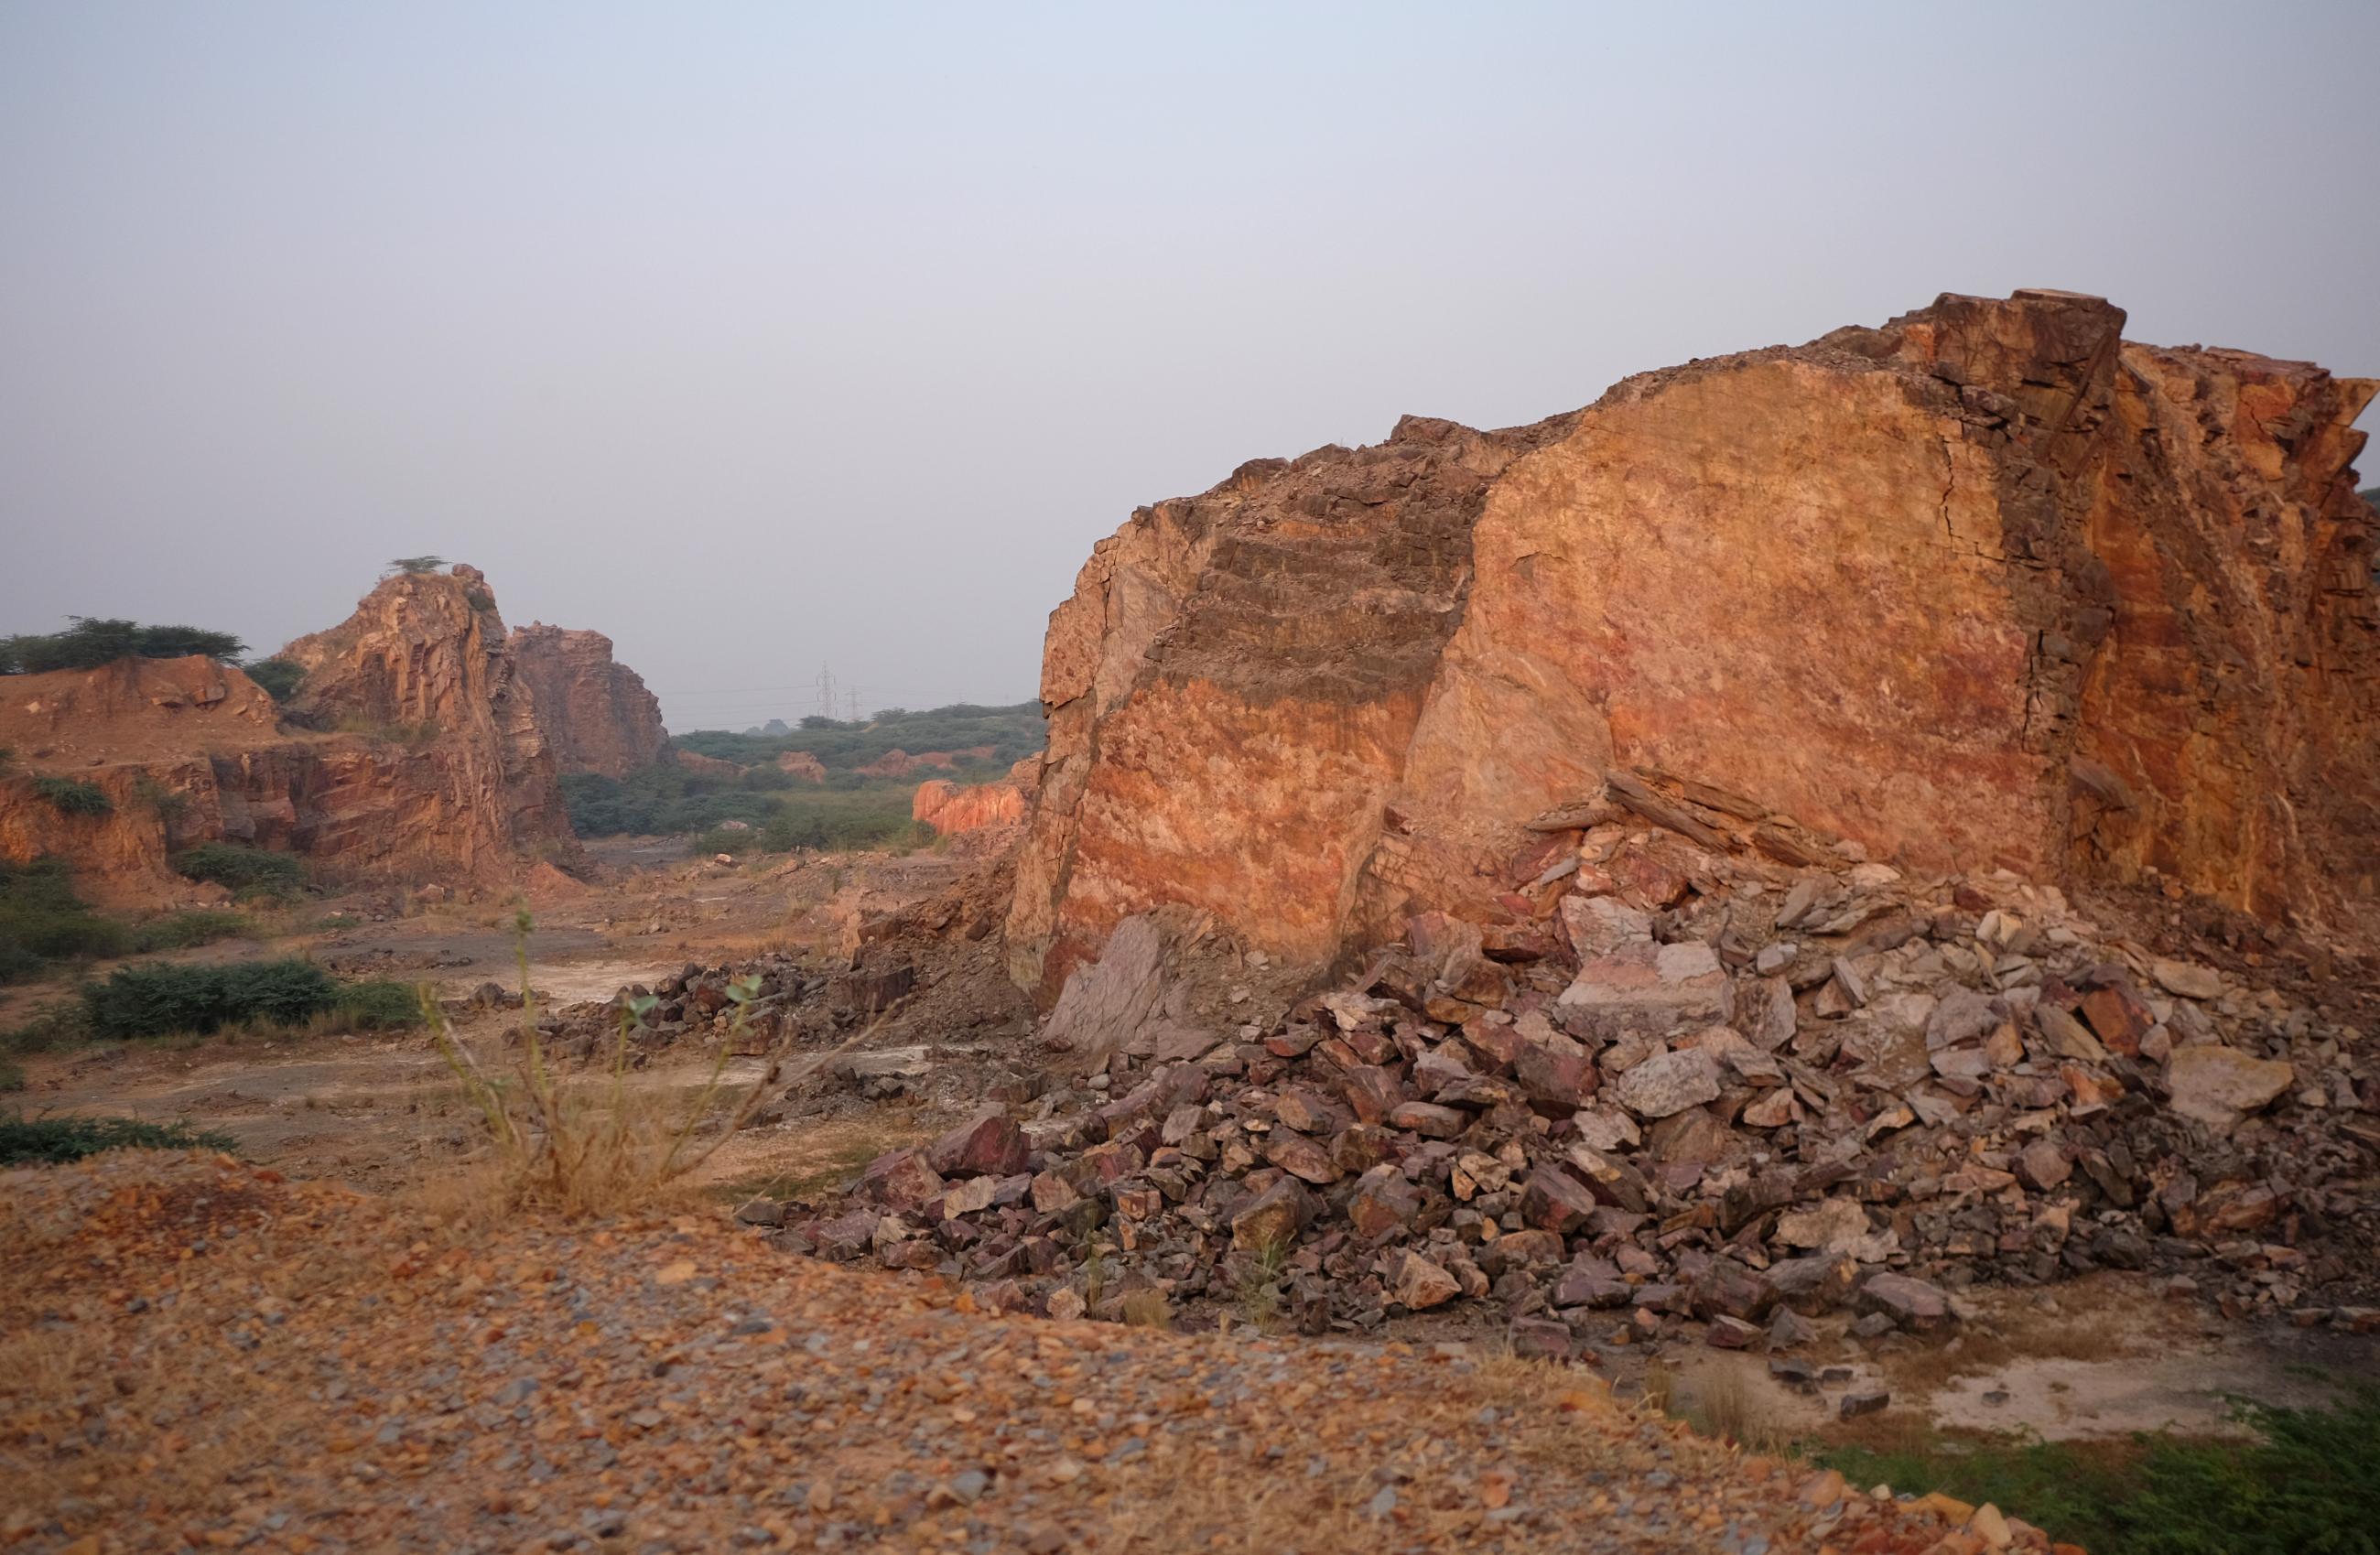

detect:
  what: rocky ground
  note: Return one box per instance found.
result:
[717,771,2380,1418]
[12,802,2380,1553]
[0,1150,2012,1555]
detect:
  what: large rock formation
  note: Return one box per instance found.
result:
[1011,291,2378,1000]
[509,623,667,777]
[1,566,585,902]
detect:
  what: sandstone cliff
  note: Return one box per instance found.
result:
[1,567,587,902]
[1010,290,2378,999]
[509,623,667,777]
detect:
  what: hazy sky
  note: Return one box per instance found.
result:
[5,3,2375,731]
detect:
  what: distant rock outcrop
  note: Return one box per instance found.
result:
[510,623,666,777]
[914,758,1040,838]
[1,566,587,902]
[775,751,828,783]
[1010,290,2379,999]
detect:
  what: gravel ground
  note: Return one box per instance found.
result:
[1,1152,2008,1554]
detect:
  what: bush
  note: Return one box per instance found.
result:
[243,657,306,701]
[0,1113,237,1165]
[0,618,246,675]
[171,842,307,897]
[332,977,421,1031]
[29,776,112,816]
[80,959,341,1038]
[0,858,130,978]
[386,555,445,576]
[1,999,91,1053]
[130,910,253,953]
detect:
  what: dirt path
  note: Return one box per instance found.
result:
[0,1152,1986,1555]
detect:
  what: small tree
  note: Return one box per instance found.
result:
[243,658,306,701]
[385,556,447,576]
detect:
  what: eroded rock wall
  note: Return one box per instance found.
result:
[282,564,580,866]
[510,623,667,777]
[1011,291,2378,999]
[2,567,591,902]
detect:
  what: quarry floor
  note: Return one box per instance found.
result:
[6,842,2376,1552]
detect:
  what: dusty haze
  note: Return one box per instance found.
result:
[3,2,2375,729]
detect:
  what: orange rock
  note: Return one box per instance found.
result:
[1008,290,2380,1000]
[1,566,590,902]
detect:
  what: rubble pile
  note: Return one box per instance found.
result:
[783,770,2380,1351]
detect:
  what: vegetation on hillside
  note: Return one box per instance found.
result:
[564,764,930,852]
[28,776,112,816]
[243,657,307,700]
[2,858,258,986]
[0,858,131,982]
[674,700,1043,772]
[0,617,248,675]
[171,841,308,901]
[562,700,1040,849]
[2364,486,2378,514]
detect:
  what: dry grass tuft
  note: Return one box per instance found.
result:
[422,912,882,1220]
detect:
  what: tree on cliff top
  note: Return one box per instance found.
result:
[384,555,446,576]
[0,618,247,675]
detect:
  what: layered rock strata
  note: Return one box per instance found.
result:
[1011,290,2379,1000]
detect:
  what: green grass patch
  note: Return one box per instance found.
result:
[129,909,254,953]
[171,841,308,899]
[0,1056,21,1092]
[0,1113,238,1165]
[1815,1390,2380,1554]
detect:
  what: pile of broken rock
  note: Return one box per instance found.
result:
[776,770,2380,1355]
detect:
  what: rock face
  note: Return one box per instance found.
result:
[509,623,666,777]
[1,566,585,902]
[279,566,580,875]
[1011,291,2378,1000]
[914,758,1040,838]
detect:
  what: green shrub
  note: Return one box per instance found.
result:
[0,1113,237,1165]
[0,1056,20,1092]
[385,555,446,576]
[29,776,112,816]
[0,618,246,675]
[0,858,130,978]
[243,657,306,701]
[332,977,421,1031]
[171,842,308,897]
[80,958,341,1038]
[130,910,254,953]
